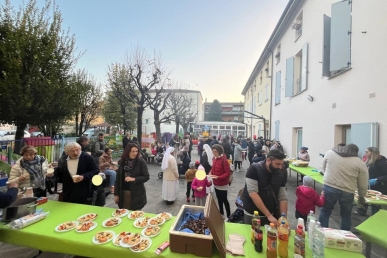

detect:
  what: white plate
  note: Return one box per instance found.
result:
[130,237,152,252]
[102,217,122,228]
[128,211,145,220]
[75,221,97,233]
[133,217,151,228]
[92,230,116,245]
[156,212,172,221]
[147,217,165,227]
[55,221,78,232]
[141,226,161,238]
[77,213,98,222]
[112,209,129,218]
[120,233,142,248]
[112,232,132,247]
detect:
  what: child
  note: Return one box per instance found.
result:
[185,162,197,202]
[295,176,325,230]
[191,165,212,207]
[252,150,266,164]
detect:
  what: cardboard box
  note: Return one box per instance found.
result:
[323,228,362,253]
[169,194,226,257]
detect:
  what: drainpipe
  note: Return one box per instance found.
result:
[266,48,274,140]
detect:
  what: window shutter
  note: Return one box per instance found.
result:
[350,123,379,158]
[285,57,294,97]
[301,42,308,91]
[265,85,268,100]
[330,0,351,71]
[275,120,280,141]
[322,14,331,77]
[275,71,281,104]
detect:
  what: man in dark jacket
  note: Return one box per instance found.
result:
[253,139,262,154]
[94,133,106,158]
[243,150,288,226]
[198,138,204,163]
[122,133,131,150]
[222,138,231,159]
[0,182,18,208]
[210,136,219,147]
[77,136,91,154]
[204,137,212,146]
[247,138,255,165]
[49,142,99,205]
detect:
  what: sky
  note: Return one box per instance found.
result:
[10,0,289,102]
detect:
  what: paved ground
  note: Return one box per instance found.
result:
[0,149,385,257]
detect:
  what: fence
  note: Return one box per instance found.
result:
[0,137,78,165]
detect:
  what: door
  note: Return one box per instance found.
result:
[296,129,303,157]
[350,122,379,158]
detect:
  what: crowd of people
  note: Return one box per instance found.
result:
[1,131,386,233]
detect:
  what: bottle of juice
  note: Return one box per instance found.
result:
[251,211,260,244]
[297,224,305,238]
[278,221,289,258]
[294,226,306,257]
[278,213,289,230]
[266,222,278,258]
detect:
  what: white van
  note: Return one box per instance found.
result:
[0,130,31,140]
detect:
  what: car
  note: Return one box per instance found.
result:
[82,128,96,137]
[0,130,31,140]
[31,131,44,137]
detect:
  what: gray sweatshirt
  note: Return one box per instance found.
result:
[322,147,368,197]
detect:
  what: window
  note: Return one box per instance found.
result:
[293,11,303,40]
[145,119,149,124]
[220,126,225,129]
[258,91,262,105]
[234,116,239,121]
[275,71,281,104]
[296,128,303,154]
[226,126,231,129]
[233,126,237,130]
[258,124,262,137]
[322,0,352,77]
[260,71,263,84]
[265,61,270,77]
[275,44,281,64]
[213,126,218,129]
[265,85,269,101]
[285,43,308,97]
[275,120,280,141]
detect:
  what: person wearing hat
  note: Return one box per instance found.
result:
[298,146,310,161]
[185,162,197,202]
[295,176,325,230]
[243,149,288,226]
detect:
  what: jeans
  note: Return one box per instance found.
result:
[319,184,354,230]
[104,169,116,187]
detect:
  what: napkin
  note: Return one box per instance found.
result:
[226,233,245,255]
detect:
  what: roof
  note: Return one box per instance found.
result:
[203,102,244,105]
[148,89,203,100]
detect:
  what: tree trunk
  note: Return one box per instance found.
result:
[175,118,180,134]
[153,110,162,142]
[75,113,79,137]
[137,106,143,147]
[14,122,27,155]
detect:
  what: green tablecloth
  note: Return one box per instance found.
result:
[0,201,364,258]
[289,164,324,184]
[355,210,387,249]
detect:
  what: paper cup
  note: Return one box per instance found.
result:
[72,175,80,182]
[47,168,54,174]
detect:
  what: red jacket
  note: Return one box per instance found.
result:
[211,155,230,187]
[295,186,325,216]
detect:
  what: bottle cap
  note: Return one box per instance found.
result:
[270,223,274,227]
[254,211,259,216]
[281,212,286,216]
[298,225,303,229]
[281,221,285,224]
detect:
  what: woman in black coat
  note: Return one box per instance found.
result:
[178,151,191,175]
[114,143,150,210]
[222,138,231,160]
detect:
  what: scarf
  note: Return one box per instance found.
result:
[162,147,174,170]
[123,159,135,177]
[20,156,45,189]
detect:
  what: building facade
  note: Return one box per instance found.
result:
[243,0,387,168]
[203,101,244,122]
[142,89,203,135]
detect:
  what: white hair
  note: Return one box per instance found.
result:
[64,142,81,154]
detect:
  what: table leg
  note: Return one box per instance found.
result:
[365,242,371,258]
[296,173,299,186]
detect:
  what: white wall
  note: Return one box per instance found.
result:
[270,0,387,168]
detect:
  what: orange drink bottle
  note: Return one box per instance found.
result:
[278,220,289,258]
[266,223,277,258]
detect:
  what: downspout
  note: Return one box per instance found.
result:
[266,48,274,140]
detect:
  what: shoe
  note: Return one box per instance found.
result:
[353,210,366,216]
[166,201,174,205]
[110,186,115,194]
[186,197,190,202]
[192,197,195,202]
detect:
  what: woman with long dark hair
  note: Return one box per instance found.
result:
[354,147,387,215]
[114,143,150,210]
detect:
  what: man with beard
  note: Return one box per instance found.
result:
[243,150,287,226]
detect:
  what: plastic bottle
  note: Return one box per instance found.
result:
[297,217,305,231]
[308,219,316,250]
[294,226,306,257]
[306,210,316,231]
[278,221,289,258]
[251,211,260,244]
[312,222,325,258]
[266,222,277,258]
[278,213,290,229]
[297,224,306,238]
[254,227,263,253]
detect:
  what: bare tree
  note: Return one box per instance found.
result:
[71,70,103,136]
[147,89,173,141]
[106,48,170,146]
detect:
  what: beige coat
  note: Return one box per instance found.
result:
[163,156,178,181]
[8,157,48,188]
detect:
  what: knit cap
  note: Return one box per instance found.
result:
[189,162,195,169]
[198,165,205,171]
[303,176,313,187]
